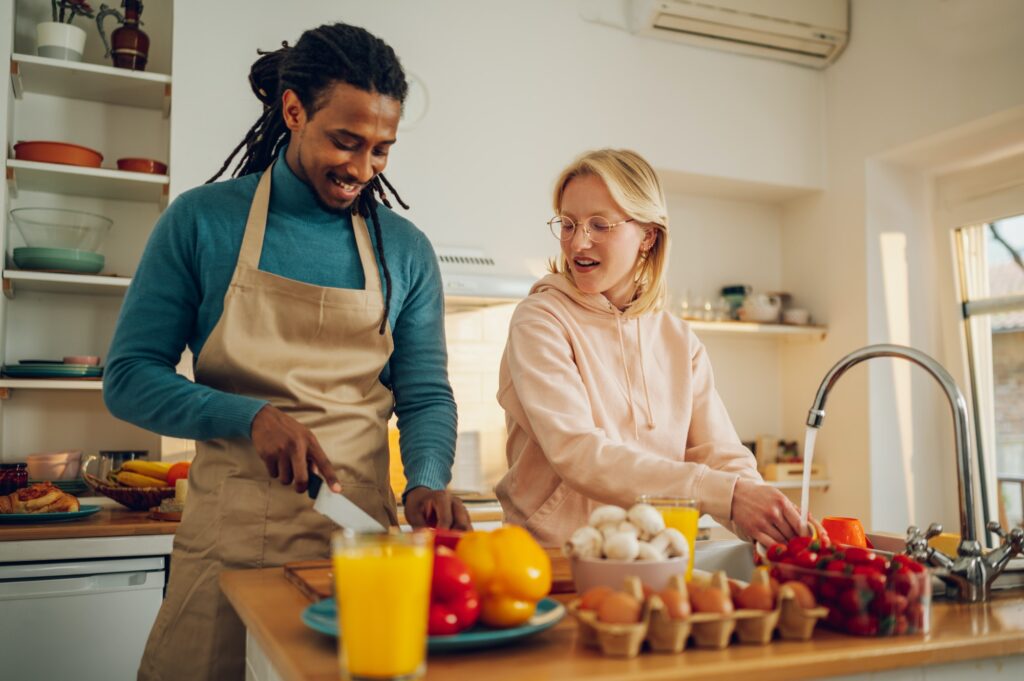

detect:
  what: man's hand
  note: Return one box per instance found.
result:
[250,404,341,494]
[404,487,473,530]
[731,478,805,547]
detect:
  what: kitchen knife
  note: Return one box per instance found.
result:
[307,473,386,533]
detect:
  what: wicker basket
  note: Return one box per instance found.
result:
[84,472,175,510]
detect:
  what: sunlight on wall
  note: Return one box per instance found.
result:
[880,232,916,524]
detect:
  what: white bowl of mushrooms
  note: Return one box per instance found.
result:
[565,503,690,594]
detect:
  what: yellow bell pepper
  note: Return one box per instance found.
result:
[455,525,552,628]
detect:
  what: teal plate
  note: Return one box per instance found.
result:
[0,504,101,523]
[28,478,89,495]
[2,364,103,378]
[301,597,565,652]
[12,247,104,274]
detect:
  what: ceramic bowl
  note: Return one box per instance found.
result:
[571,555,688,594]
[783,308,811,325]
[14,140,103,167]
[26,450,83,480]
[13,247,105,274]
[116,157,168,174]
[63,355,102,366]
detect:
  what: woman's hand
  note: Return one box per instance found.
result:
[731,478,805,547]
[404,487,473,530]
[250,404,341,494]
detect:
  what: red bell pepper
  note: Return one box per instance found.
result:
[428,546,480,636]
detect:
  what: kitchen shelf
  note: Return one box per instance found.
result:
[6,159,169,205]
[2,270,131,298]
[10,53,172,115]
[0,379,103,400]
[767,479,830,490]
[687,319,827,341]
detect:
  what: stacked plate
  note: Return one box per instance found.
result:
[2,360,103,379]
[28,478,89,495]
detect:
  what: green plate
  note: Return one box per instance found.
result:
[12,247,104,274]
[301,597,565,652]
[0,504,100,523]
[28,478,89,495]
[2,364,103,378]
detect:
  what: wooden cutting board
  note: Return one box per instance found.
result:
[283,548,573,603]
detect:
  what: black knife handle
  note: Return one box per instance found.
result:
[307,470,323,499]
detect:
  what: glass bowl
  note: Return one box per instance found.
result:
[9,208,112,252]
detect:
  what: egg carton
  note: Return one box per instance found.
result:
[569,570,827,658]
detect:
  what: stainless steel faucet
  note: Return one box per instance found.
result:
[806,343,1023,602]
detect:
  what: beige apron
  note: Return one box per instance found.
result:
[138,163,399,681]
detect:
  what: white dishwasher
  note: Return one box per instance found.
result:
[0,556,166,680]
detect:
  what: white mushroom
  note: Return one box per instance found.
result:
[636,541,667,561]
[655,527,690,559]
[588,505,627,528]
[603,532,640,561]
[599,522,621,546]
[616,520,640,538]
[563,525,603,560]
[627,503,666,540]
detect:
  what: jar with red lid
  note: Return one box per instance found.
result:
[0,463,28,495]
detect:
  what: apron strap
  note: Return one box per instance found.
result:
[236,163,274,270]
[352,213,383,294]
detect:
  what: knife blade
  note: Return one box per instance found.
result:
[307,474,386,533]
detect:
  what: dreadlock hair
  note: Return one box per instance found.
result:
[208,23,410,334]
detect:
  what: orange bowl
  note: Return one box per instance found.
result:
[14,140,103,168]
[116,157,168,174]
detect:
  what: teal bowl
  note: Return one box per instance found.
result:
[13,247,105,274]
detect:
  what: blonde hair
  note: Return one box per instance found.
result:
[548,148,670,316]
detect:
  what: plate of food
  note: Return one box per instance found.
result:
[0,482,98,522]
[301,597,565,652]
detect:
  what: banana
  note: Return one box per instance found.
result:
[120,460,173,481]
[116,471,169,488]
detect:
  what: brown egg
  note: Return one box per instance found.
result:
[727,579,744,602]
[690,586,734,614]
[579,585,615,611]
[769,576,781,600]
[735,583,775,611]
[783,581,817,609]
[658,588,691,620]
[596,591,642,624]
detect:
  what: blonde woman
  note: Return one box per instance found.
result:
[496,149,804,548]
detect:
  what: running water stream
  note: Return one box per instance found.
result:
[799,426,818,533]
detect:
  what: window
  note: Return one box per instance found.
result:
[955,216,1024,530]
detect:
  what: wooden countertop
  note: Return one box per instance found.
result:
[221,564,1024,681]
[0,507,179,541]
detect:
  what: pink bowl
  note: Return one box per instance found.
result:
[26,450,82,480]
[63,355,101,366]
[571,555,688,594]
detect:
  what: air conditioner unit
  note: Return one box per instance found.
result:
[630,0,849,68]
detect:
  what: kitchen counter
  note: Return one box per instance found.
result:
[221,564,1024,681]
[0,506,179,542]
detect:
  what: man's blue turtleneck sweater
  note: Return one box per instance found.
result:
[104,150,456,493]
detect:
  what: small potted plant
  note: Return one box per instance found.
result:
[37,1,96,62]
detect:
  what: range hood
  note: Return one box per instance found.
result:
[436,246,536,313]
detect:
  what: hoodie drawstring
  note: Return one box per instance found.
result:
[614,316,641,440]
[636,317,656,431]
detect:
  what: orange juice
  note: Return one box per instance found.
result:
[332,531,433,680]
[636,496,699,581]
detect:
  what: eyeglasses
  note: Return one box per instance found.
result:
[547,215,635,243]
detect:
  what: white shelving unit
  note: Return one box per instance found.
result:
[2,270,131,298]
[0,1,172,460]
[768,479,830,490]
[11,53,171,115]
[6,159,169,205]
[687,319,828,341]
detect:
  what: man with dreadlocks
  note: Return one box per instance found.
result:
[104,22,468,680]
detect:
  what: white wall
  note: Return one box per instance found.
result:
[781,0,1024,534]
[169,0,823,278]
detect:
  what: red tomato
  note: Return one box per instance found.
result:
[838,587,873,615]
[166,462,191,486]
[846,613,880,636]
[787,536,813,556]
[429,547,480,636]
[889,567,922,602]
[767,543,788,561]
[843,547,877,564]
[872,591,908,618]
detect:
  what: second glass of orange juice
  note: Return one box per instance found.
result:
[332,529,433,680]
[636,495,699,580]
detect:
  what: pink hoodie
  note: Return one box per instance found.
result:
[496,273,762,546]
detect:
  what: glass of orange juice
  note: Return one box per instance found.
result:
[332,529,433,680]
[636,495,699,580]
